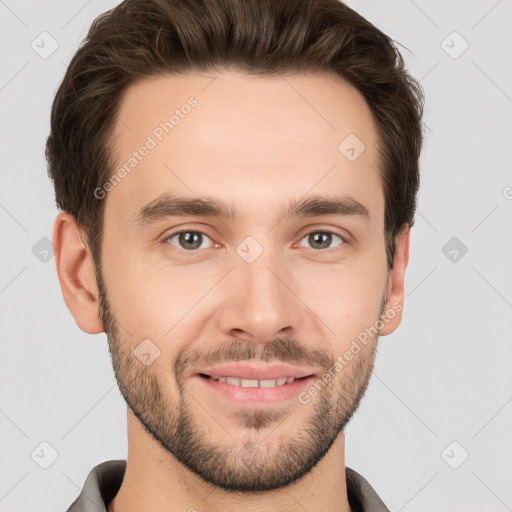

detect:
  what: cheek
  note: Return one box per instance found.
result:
[303,261,387,340]
[104,259,211,353]
[322,283,384,342]
[99,246,167,332]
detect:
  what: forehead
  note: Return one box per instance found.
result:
[105,69,383,227]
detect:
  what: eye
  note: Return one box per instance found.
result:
[165,230,215,252]
[296,230,345,252]
[163,228,346,255]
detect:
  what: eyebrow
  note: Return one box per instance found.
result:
[133,192,370,227]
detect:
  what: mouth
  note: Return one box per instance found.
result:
[198,373,311,388]
[192,364,318,407]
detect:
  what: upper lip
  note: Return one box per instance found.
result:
[194,363,318,380]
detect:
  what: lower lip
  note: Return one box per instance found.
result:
[194,375,315,407]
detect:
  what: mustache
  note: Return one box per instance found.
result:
[174,337,334,382]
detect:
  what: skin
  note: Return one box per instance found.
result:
[53,69,410,512]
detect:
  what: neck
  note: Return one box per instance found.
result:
[108,411,353,512]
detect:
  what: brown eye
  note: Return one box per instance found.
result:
[297,231,344,251]
[166,230,212,252]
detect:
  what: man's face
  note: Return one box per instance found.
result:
[96,69,392,491]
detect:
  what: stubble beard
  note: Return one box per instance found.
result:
[95,264,385,492]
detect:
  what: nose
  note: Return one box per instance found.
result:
[215,247,304,345]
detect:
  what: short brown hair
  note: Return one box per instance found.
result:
[46,0,424,272]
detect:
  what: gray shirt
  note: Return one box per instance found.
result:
[66,460,391,512]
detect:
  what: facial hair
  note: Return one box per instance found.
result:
[95,263,388,493]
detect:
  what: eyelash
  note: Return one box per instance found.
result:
[162,228,347,255]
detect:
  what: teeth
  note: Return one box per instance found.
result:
[259,379,278,388]
[226,377,240,386]
[240,379,259,387]
[209,375,298,387]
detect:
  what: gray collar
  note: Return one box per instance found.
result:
[66,459,391,512]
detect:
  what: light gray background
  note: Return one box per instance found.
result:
[1,1,511,511]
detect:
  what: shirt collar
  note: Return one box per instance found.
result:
[66,460,391,512]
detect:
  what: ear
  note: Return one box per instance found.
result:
[379,226,410,336]
[52,212,104,334]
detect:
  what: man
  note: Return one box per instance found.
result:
[47,0,424,510]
